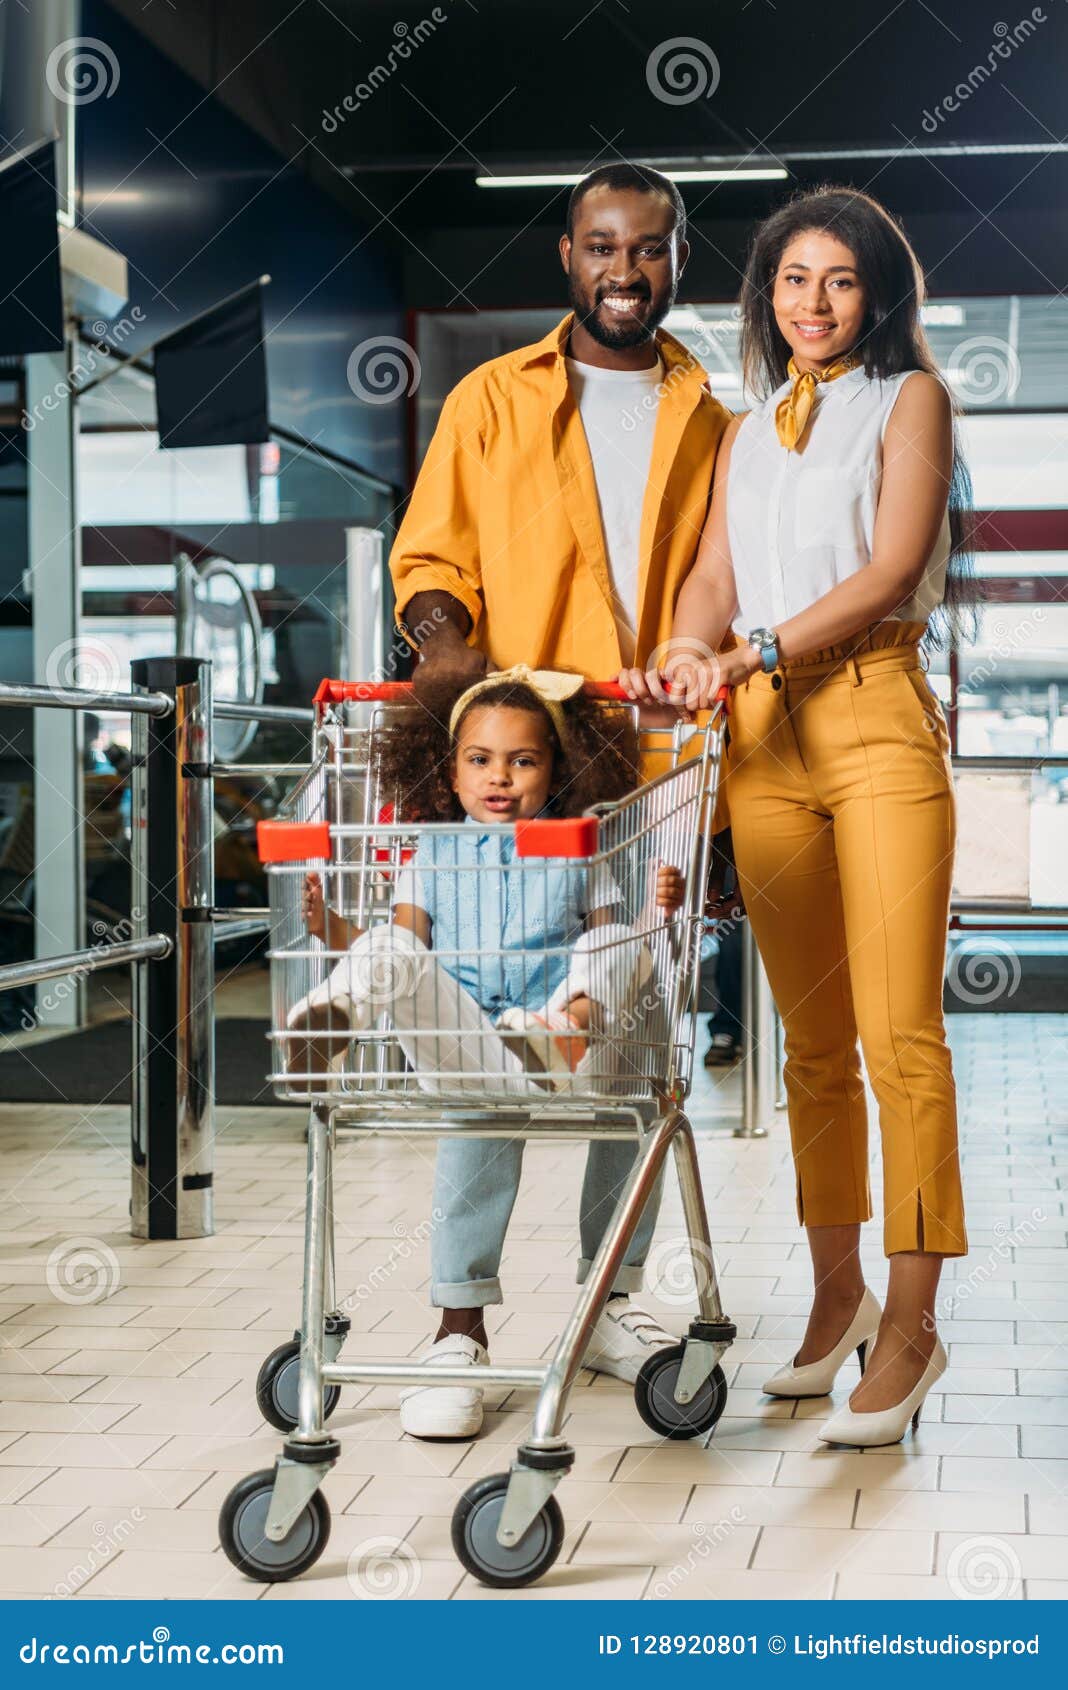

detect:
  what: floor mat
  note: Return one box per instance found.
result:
[0,1018,277,1105]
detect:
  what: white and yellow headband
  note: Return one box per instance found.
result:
[448,664,585,741]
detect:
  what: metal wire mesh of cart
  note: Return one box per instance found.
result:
[257,688,725,1114]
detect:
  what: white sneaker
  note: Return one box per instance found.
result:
[399,1332,488,1440]
[586,1297,677,1384]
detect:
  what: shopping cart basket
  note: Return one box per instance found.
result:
[219,678,737,1588]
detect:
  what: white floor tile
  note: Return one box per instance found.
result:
[0,1012,1064,1600]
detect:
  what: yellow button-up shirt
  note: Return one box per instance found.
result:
[390,314,732,676]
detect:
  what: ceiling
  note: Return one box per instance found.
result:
[106,0,1068,269]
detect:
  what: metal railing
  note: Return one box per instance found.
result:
[0,660,310,1239]
[0,680,172,718]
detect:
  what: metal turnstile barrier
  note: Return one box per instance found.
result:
[0,660,312,1239]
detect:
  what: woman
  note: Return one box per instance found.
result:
[622,186,973,1447]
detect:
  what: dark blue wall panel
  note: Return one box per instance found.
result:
[79,0,405,487]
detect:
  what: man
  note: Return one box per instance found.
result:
[389,163,732,1439]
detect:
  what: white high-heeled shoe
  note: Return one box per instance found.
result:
[818,1336,947,1447]
[761,1287,882,1399]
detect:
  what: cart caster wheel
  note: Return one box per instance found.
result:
[256,1340,340,1433]
[219,1469,329,1582]
[451,1473,564,1589]
[634,1344,728,1440]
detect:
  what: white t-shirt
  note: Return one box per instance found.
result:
[566,356,664,665]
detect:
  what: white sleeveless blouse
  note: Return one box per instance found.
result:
[726,367,951,634]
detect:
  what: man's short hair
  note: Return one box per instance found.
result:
[566,164,687,244]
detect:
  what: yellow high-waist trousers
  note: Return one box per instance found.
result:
[723,621,967,1257]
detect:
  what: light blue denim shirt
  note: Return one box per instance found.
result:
[391,826,618,1013]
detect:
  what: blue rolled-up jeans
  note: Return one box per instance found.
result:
[431,1136,663,1307]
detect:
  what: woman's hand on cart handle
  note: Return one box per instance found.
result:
[662,654,739,714]
[616,667,672,706]
[615,665,731,716]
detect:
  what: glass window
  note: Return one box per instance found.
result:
[959,414,1068,510]
[974,550,1068,578]
[956,604,1068,759]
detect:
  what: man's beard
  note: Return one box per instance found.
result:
[568,274,676,349]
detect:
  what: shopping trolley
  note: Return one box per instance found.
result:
[219,678,737,1588]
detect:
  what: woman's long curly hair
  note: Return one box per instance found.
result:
[739,185,980,649]
[373,671,639,822]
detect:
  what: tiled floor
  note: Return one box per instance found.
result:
[0,1012,1065,1600]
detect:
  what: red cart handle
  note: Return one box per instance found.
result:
[313,677,729,706]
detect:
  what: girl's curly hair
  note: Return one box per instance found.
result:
[373,670,639,822]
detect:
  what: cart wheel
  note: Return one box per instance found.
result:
[634,1343,728,1440]
[256,1340,340,1433]
[451,1473,564,1589]
[219,1469,329,1582]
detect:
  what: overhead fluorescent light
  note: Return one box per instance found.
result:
[663,169,787,183]
[921,304,965,326]
[665,308,740,334]
[475,167,787,188]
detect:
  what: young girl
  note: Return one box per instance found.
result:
[290,665,686,1439]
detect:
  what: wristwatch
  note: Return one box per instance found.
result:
[747,627,780,674]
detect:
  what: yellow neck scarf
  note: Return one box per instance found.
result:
[774,354,859,450]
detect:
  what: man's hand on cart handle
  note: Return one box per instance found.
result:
[412,634,488,699]
[705,828,746,925]
[705,889,746,925]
